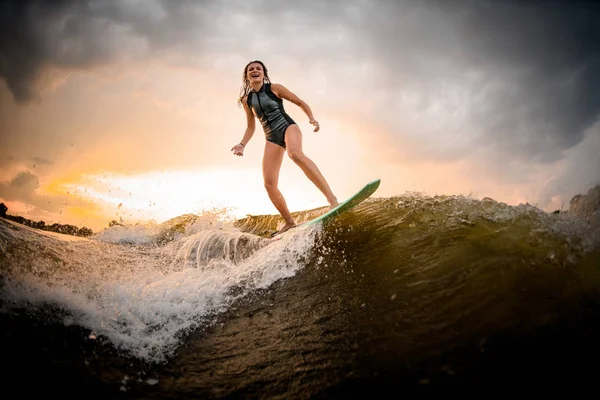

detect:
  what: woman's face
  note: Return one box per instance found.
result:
[246,63,264,84]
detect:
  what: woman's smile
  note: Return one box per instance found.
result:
[247,65,263,81]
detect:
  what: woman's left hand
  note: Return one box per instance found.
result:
[309,118,320,132]
[231,143,245,156]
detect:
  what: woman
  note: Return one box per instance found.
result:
[231,60,339,235]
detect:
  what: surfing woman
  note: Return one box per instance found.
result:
[231,60,339,235]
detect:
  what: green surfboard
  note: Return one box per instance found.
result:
[271,178,381,240]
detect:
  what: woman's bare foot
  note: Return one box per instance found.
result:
[278,222,296,234]
[328,197,339,209]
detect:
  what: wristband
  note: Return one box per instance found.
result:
[239,143,245,147]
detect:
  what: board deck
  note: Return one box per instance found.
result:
[270,178,381,240]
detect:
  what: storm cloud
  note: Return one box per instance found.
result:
[0,171,52,210]
[327,1,600,164]
[0,170,97,217]
[0,0,222,102]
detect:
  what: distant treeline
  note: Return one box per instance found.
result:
[0,202,94,237]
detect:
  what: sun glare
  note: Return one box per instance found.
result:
[61,168,282,226]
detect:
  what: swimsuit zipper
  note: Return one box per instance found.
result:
[256,88,270,126]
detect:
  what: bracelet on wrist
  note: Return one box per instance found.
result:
[239,142,245,147]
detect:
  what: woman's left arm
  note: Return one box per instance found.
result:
[271,83,320,132]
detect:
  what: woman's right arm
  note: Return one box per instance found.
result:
[231,97,255,157]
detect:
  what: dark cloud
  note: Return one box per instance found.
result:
[9,171,38,189]
[0,170,75,213]
[333,0,600,165]
[454,1,600,161]
[0,0,219,103]
[0,171,40,202]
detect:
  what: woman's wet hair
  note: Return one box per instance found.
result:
[238,60,271,107]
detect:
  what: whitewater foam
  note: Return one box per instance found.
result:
[1,217,321,363]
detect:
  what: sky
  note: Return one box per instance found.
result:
[1,0,599,231]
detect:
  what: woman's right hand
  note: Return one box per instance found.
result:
[231,143,245,156]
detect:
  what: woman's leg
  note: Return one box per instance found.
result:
[284,125,339,208]
[263,140,296,232]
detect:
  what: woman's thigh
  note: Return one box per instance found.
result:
[284,124,303,158]
[262,141,285,184]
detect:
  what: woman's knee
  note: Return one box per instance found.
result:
[264,179,277,192]
[287,149,306,165]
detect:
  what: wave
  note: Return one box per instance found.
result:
[1,185,599,391]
